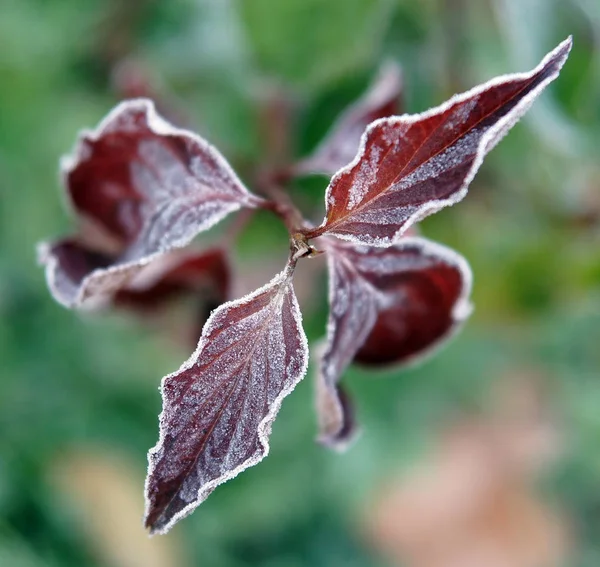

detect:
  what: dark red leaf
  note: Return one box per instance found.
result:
[307,38,571,246]
[316,237,472,449]
[295,62,403,176]
[40,99,261,307]
[63,98,261,250]
[144,261,308,534]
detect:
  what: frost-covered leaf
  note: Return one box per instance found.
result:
[63,98,260,252]
[317,237,472,449]
[39,99,261,307]
[145,261,308,534]
[296,62,402,176]
[307,38,571,246]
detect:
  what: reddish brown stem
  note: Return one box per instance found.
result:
[253,165,308,234]
[299,225,326,240]
[259,198,306,234]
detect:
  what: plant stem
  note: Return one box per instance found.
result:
[299,225,326,240]
[260,196,306,234]
[254,166,308,234]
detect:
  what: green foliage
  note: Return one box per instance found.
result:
[237,0,393,92]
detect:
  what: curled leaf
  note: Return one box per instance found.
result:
[296,61,403,176]
[308,38,572,246]
[40,99,261,308]
[317,237,472,449]
[145,260,309,534]
[39,238,131,309]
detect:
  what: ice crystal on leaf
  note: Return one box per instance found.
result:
[37,38,571,533]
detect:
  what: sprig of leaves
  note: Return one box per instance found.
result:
[38,37,572,533]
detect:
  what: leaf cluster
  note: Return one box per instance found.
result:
[39,38,572,534]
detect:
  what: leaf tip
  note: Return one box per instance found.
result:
[144,515,167,537]
[36,240,50,266]
[556,35,573,62]
[317,427,361,453]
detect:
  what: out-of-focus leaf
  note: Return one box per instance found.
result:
[295,62,403,176]
[236,0,393,91]
[145,260,308,534]
[114,248,229,313]
[316,237,472,449]
[39,99,262,308]
[305,38,572,246]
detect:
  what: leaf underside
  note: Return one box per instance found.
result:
[296,61,403,176]
[145,262,308,534]
[314,38,572,246]
[317,237,472,449]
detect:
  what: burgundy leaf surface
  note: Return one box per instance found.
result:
[295,62,403,176]
[145,261,308,534]
[307,38,571,246]
[40,99,261,308]
[317,237,472,449]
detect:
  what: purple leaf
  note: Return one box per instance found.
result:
[63,98,260,252]
[295,62,403,176]
[144,261,308,534]
[306,38,571,246]
[317,237,472,449]
[39,99,261,307]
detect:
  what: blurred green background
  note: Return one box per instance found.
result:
[1,0,599,566]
